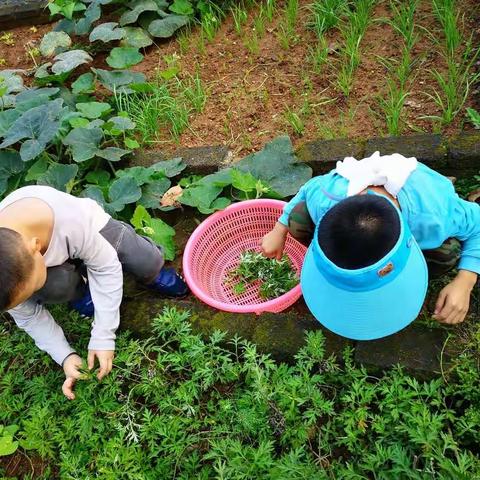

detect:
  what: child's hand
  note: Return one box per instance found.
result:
[88,350,115,380]
[261,222,288,260]
[62,353,84,400]
[433,270,477,324]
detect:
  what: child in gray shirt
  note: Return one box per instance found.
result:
[0,186,187,399]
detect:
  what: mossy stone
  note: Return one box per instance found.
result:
[295,139,365,175]
[354,323,452,379]
[365,134,448,171]
[447,132,480,177]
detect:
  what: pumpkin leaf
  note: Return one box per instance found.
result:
[150,157,186,177]
[148,14,190,38]
[71,72,95,94]
[106,47,144,69]
[234,135,312,197]
[25,157,49,181]
[75,102,112,119]
[0,150,26,195]
[103,116,135,135]
[119,0,159,25]
[138,178,172,208]
[121,27,153,48]
[51,50,93,75]
[93,68,147,94]
[131,205,175,260]
[39,31,72,57]
[169,0,194,16]
[37,163,79,192]
[75,0,102,35]
[108,176,142,211]
[0,99,65,162]
[96,147,131,162]
[89,22,126,43]
[85,170,111,186]
[62,127,103,162]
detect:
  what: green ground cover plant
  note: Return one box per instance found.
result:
[1,306,480,478]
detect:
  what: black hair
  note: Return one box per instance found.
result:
[318,195,401,270]
[0,227,34,311]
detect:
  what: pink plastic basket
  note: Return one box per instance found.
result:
[183,199,307,314]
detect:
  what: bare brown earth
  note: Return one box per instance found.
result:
[0,0,479,158]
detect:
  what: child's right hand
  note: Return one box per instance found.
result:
[261,222,288,260]
[62,353,83,400]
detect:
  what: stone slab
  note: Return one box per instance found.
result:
[132,145,230,175]
[355,324,451,379]
[0,0,50,28]
[365,134,448,170]
[295,138,365,175]
[120,293,352,363]
[447,131,480,177]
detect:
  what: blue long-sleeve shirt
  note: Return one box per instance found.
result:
[279,162,480,274]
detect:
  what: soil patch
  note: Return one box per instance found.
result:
[0,0,478,158]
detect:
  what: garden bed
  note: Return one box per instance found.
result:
[0,0,479,157]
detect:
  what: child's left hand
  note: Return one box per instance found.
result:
[433,270,477,324]
[88,350,115,380]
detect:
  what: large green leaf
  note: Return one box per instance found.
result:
[148,14,190,38]
[93,69,147,94]
[131,205,175,260]
[150,217,176,260]
[0,70,24,95]
[116,166,155,186]
[103,116,135,135]
[121,27,153,48]
[0,109,21,137]
[15,87,59,105]
[119,0,158,25]
[169,0,194,16]
[0,151,26,195]
[89,22,126,43]
[0,435,18,456]
[37,163,78,192]
[96,147,131,161]
[108,176,142,211]
[75,102,112,119]
[51,50,93,75]
[235,136,312,197]
[71,73,95,94]
[39,31,72,57]
[75,0,102,35]
[25,157,48,181]
[106,47,144,69]
[150,157,186,177]
[62,127,103,162]
[138,178,171,208]
[85,170,111,186]
[0,99,64,162]
[179,183,223,209]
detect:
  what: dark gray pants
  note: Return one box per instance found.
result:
[33,219,164,304]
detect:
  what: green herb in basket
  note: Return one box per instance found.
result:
[227,250,299,300]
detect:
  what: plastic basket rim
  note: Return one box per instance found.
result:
[182,199,304,314]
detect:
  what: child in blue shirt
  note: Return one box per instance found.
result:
[261,152,479,339]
